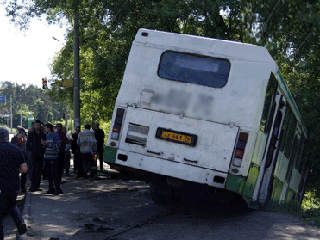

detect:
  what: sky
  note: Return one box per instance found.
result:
[0,5,66,88]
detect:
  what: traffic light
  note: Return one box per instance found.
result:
[42,78,47,89]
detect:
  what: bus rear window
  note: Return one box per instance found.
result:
[158,51,230,88]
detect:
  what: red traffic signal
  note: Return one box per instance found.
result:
[42,78,47,89]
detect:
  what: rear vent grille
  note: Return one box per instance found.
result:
[125,123,149,146]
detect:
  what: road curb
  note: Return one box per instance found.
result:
[21,191,31,228]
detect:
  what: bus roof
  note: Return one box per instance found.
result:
[276,71,308,137]
[132,29,307,137]
[135,28,275,65]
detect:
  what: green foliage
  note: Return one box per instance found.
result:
[302,190,320,210]
[267,196,320,227]
[102,120,111,139]
[277,170,320,227]
[301,190,320,226]
[3,0,242,128]
[243,0,320,169]
[3,1,320,174]
[268,200,303,217]
[0,81,67,128]
[302,207,320,226]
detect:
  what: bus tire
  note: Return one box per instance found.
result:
[150,182,167,205]
[150,181,180,205]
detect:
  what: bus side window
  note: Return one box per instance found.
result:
[284,117,297,159]
[279,107,292,152]
[298,154,309,192]
[265,111,283,168]
[295,137,305,172]
[260,73,278,133]
[285,134,299,181]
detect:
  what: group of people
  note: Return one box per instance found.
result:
[0,121,105,239]
[19,120,70,194]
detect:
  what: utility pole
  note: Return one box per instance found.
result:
[10,95,12,132]
[65,104,68,132]
[73,3,80,130]
[20,106,22,127]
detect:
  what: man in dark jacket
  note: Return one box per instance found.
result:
[56,123,69,182]
[0,126,28,239]
[71,126,83,177]
[26,120,46,192]
[94,122,105,171]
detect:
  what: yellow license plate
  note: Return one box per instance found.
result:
[156,128,197,147]
[161,131,192,144]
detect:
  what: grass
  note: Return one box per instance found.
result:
[267,200,303,217]
[267,190,320,227]
[301,190,320,226]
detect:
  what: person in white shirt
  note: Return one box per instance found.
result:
[77,124,97,179]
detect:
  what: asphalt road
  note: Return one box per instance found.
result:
[2,168,320,240]
[71,180,320,240]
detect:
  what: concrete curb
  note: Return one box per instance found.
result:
[21,191,31,233]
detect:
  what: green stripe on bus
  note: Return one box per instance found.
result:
[226,175,247,194]
[286,188,295,202]
[104,146,117,163]
[242,163,260,198]
[271,177,284,202]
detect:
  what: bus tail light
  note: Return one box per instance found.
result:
[232,132,249,168]
[110,108,125,140]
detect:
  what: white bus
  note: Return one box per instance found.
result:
[104,28,308,208]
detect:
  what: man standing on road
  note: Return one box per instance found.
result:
[26,120,46,192]
[77,124,97,179]
[71,126,83,177]
[43,123,63,195]
[0,126,28,239]
[94,122,105,171]
[56,123,69,182]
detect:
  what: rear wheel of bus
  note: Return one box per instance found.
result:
[150,179,181,205]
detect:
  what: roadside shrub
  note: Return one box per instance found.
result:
[267,200,302,217]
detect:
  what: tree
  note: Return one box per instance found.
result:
[242,0,320,167]
[0,81,66,128]
[3,0,243,125]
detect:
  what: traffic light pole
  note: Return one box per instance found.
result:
[73,4,80,130]
[65,104,68,132]
[10,95,12,132]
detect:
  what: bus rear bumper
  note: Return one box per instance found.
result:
[113,149,228,189]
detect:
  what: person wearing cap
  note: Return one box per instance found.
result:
[11,127,28,193]
[0,126,28,239]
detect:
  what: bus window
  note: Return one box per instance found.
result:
[158,51,230,88]
[260,73,278,133]
[284,117,297,159]
[265,111,283,168]
[299,154,309,192]
[298,159,308,193]
[265,102,276,134]
[286,135,299,180]
[295,137,305,172]
[279,107,292,152]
